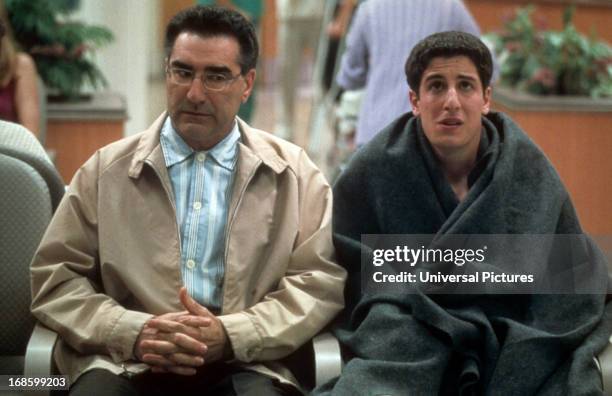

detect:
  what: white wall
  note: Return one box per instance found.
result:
[75,0,161,135]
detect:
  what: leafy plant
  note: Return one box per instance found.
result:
[485,5,612,97]
[6,0,114,100]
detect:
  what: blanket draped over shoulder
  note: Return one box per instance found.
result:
[315,112,612,395]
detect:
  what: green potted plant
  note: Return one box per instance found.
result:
[6,0,113,101]
[482,5,612,236]
[485,5,611,98]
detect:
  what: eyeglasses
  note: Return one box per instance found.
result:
[166,66,242,91]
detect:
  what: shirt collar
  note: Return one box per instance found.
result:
[160,116,240,171]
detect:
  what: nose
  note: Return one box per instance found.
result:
[443,88,460,111]
[186,77,207,104]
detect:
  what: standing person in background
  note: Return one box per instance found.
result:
[275,0,325,141]
[322,0,358,92]
[0,1,40,137]
[196,0,263,123]
[337,0,481,147]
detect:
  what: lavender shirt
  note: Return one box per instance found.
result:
[337,0,481,146]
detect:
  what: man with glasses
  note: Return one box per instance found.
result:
[30,6,345,396]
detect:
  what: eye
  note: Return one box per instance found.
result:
[459,80,474,91]
[173,68,193,79]
[427,80,444,92]
[206,73,229,83]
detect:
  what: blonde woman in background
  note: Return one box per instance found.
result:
[0,2,40,137]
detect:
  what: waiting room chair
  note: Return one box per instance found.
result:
[0,121,65,207]
[23,326,341,394]
[0,121,64,395]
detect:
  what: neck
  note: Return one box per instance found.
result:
[173,119,236,151]
[185,134,226,151]
[433,146,478,202]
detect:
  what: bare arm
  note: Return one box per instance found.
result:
[328,0,357,38]
[14,53,40,138]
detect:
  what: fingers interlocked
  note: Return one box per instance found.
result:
[136,314,212,375]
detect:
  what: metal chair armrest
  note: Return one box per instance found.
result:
[313,331,342,387]
[597,336,612,394]
[24,322,58,377]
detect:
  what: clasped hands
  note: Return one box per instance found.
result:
[134,287,231,375]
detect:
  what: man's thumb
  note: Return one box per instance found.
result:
[179,287,211,316]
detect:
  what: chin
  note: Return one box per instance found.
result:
[431,138,466,152]
[178,119,207,131]
[176,124,206,137]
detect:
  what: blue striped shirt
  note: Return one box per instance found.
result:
[160,117,240,310]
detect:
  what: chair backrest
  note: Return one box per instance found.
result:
[0,120,65,208]
[0,121,64,375]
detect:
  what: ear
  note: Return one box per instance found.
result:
[409,89,420,116]
[482,86,492,115]
[241,69,256,103]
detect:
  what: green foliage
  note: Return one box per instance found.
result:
[485,5,612,97]
[6,0,114,100]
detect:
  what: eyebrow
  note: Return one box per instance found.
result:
[169,60,233,74]
[205,65,233,74]
[169,60,194,70]
[423,73,478,83]
[457,74,478,82]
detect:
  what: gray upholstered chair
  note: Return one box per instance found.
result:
[0,121,64,395]
[0,121,65,204]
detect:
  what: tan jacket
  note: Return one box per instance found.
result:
[30,115,346,388]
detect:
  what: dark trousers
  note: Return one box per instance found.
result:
[64,363,298,396]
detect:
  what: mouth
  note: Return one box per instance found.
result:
[438,118,463,128]
[181,110,211,117]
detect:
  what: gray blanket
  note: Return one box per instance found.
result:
[314,112,612,395]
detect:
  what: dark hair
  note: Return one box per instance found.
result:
[405,31,493,94]
[164,5,258,74]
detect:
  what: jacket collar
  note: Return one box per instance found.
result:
[235,117,288,174]
[160,117,240,171]
[128,113,288,179]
